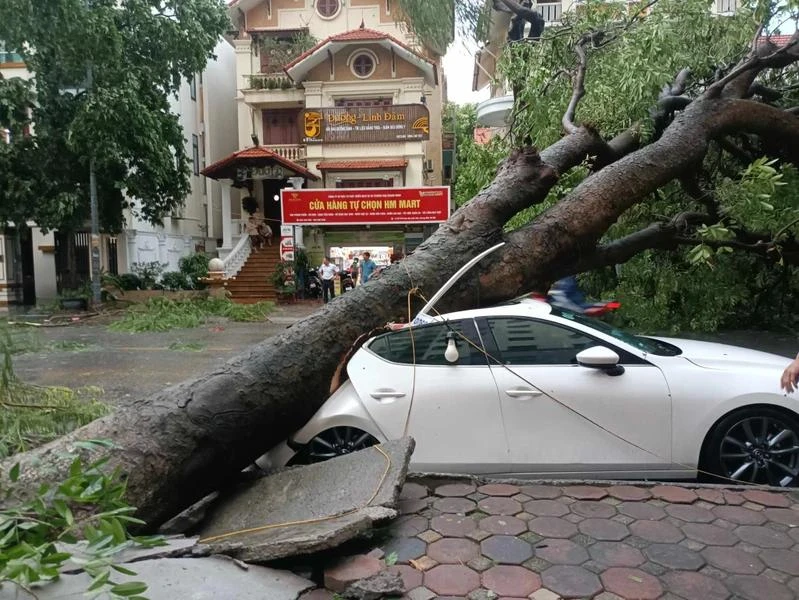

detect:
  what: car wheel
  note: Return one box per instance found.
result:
[290,427,379,465]
[702,407,799,487]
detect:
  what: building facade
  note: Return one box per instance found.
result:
[204,0,448,284]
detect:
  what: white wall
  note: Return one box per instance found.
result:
[204,37,239,243]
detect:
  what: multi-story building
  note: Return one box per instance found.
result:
[201,0,449,302]
[473,0,739,128]
[0,40,237,307]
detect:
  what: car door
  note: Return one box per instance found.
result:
[477,316,672,478]
[347,319,511,474]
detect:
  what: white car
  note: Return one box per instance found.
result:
[260,298,798,487]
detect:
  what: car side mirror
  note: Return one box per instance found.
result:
[576,346,625,376]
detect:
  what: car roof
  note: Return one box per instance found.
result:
[429,297,554,322]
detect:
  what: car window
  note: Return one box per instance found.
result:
[550,307,682,356]
[484,317,599,365]
[367,320,485,366]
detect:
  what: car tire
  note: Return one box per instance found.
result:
[700,407,799,487]
[289,426,379,465]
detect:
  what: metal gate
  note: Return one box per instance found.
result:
[106,237,119,275]
[54,231,91,293]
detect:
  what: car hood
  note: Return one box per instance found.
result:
[649,337,791,370]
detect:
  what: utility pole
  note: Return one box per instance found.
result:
[86,62,101,305]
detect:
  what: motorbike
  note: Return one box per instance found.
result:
[305,268,323,299]
[339,269,355,293]
[531,276,621,316]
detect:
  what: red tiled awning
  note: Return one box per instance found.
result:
[316,159,409,171]
[201,146,319,182]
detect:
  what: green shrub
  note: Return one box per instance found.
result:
[159,271,191,291]
[178,253,210,289]
[130,262,167,290]
[117,273,142,291]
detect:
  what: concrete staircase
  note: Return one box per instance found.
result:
[226,244,280,304]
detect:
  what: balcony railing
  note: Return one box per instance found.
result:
[537,2,563,23]
[265,144,306,162]
[0,51,23,64]
[244,73,297,91]
[716,0,737,13]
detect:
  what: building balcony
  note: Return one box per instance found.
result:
[538,1,563,23]
[265,144,306,163]
[240,73,305,107]
[476,94,514,128]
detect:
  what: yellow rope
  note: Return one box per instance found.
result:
[198,444,393,544]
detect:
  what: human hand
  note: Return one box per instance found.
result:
[781,356,799,393]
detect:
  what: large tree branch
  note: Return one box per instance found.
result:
[480,98,799,299]
[562,36,588,134]
[571,213,712,271]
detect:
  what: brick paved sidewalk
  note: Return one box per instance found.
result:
[308,478,799,600]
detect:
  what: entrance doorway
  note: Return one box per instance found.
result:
[330,246,392,274]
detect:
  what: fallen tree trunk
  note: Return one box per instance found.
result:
[4,27,799,529]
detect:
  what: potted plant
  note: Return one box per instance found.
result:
[59,282,92,310]
[272,260,296,304]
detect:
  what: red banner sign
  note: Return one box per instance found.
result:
[281,187,451,225]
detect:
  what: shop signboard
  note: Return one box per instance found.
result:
[300,104,430,144]
[280,237,294,261]
[281,187,450,225]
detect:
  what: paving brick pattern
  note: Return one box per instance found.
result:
[376,480,799,599]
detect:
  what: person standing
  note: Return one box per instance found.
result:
[318,257,338,303]
[359,252,377,283]
[349,257,359,286]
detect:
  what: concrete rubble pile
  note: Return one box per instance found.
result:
[2,438,415,600]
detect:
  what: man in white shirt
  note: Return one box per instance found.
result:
[318,257,339,304]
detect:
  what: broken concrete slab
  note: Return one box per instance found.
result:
[343,569,405,600]
[198,438,415,563]
[324,555,384,592]
[1,556,314,600]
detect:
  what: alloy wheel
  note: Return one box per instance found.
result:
[719,415,799,487]
[303,427,378,463]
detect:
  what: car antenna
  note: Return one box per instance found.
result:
[413,242,506,325]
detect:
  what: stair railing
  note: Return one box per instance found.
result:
[221,234,252,279]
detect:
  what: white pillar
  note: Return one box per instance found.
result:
[221,181,232,249]
[126,231,137,270]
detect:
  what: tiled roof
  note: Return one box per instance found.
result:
[284,27,433,71]
[201,146,319,181]
[758,34,796,48]
[316,159,409,170]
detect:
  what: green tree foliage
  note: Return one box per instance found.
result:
[0,0,229,233]
[408,0,799,332]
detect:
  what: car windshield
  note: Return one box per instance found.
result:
[550,306,682,356]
